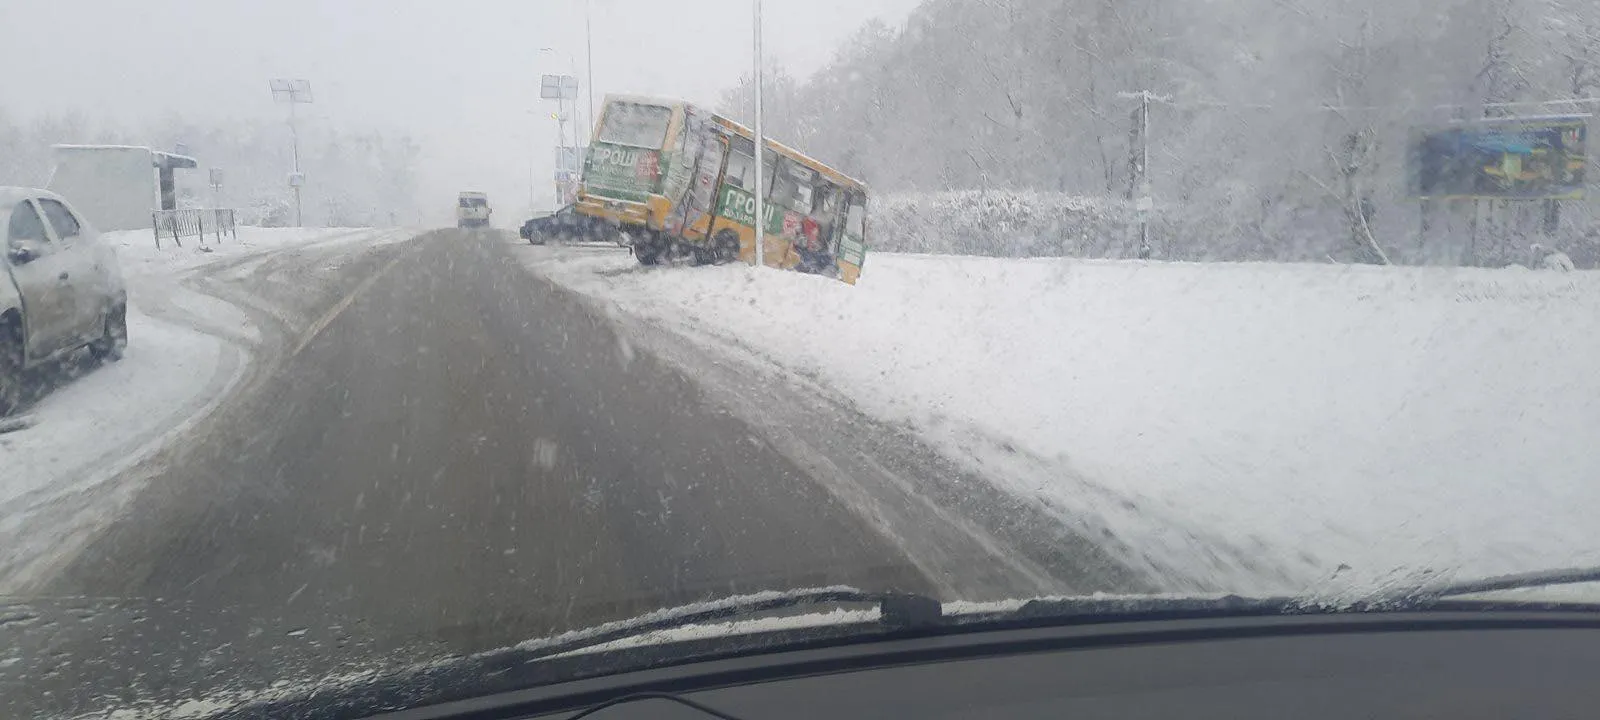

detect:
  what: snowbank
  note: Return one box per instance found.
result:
[529,248,1600,595]
[110,226,377,277]
[874,191,1136,258]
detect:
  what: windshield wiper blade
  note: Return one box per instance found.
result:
[514,587,941,663]
[1411,566,1600,601]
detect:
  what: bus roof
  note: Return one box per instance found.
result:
[600,93,684,110]
[596,94,865,191]
[459,191,487,198]
[710,114,867,191]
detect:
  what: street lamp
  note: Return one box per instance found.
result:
[752,0,765,269]
[269,78,313,227]
[540,48,583,206]
[585,0,596,145]
[524,109,540,214]
[540,47,582,141]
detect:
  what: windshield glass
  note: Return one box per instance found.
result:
[3,0,1599,717]
[771,159,816,214]
[598,102,673,148]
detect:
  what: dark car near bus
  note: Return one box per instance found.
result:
[519,205,616,245]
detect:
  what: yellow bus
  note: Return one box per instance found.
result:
[575,94,869,284]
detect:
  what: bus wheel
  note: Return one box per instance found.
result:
[712,230,741,264]
[633,234,664,265]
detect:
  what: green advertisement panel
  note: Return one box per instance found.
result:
[583,142,661,203]
[714,184,786,236]
[838,233,867,267]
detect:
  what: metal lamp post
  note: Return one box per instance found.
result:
[752,0,765,269]
[269,78,313,227]
[586,0,596,145]
[540,48,583,206]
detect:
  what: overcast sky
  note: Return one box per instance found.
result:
[0,0,919,222]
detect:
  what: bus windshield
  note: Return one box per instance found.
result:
[599,102,673,148]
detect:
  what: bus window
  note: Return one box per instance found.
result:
[846,198,866,240]
[772,160,816,214]
[599,102,673,148]
[724,148,755,190]
[764,148,779,193]
[721,136,783,200]
[721,136,755,190]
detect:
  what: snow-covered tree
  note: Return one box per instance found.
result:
[748,0,1600,266]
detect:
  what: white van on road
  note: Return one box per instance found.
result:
[457,192,491,229]
[1,187,128,415]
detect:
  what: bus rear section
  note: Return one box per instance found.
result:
[457,192,491,229]
[694,118,871,283]
[575,97,682,243]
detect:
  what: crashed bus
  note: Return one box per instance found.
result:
[574,94,868,284]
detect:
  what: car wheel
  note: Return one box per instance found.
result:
[89,303,128,362]
[0,329,23,417]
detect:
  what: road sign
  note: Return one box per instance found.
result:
[209,168,224,188]
[269,78,315,103]
[540,75,578,100]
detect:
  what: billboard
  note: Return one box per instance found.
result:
[540,75,578,100]
[1409,116,1589,200]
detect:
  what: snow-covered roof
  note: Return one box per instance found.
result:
[0,186,61,205]
[152,151,198,169]
[51,144,152,152]
[0,187,36,205]
[50,144,197,169]
[602,93,684,109]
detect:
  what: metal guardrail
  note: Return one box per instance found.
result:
[151,208,238,249]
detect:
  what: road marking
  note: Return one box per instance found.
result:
[288,250,409,358]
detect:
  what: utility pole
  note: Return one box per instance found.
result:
[291,101,302,227]
[752,0,766,269]
[1118,90,1160,259]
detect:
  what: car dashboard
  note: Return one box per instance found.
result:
[353,611,1600,720]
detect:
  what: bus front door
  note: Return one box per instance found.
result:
[678,135,728,246]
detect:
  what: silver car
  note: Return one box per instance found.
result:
[0,187,128,415]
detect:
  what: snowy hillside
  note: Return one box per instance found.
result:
[528,248,1600,596]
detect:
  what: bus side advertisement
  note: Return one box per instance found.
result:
[584,142,661,203]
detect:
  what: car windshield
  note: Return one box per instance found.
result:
[3,1,1599,717]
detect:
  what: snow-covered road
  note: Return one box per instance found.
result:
[522,244,1600,597]
[0,226,413,591]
